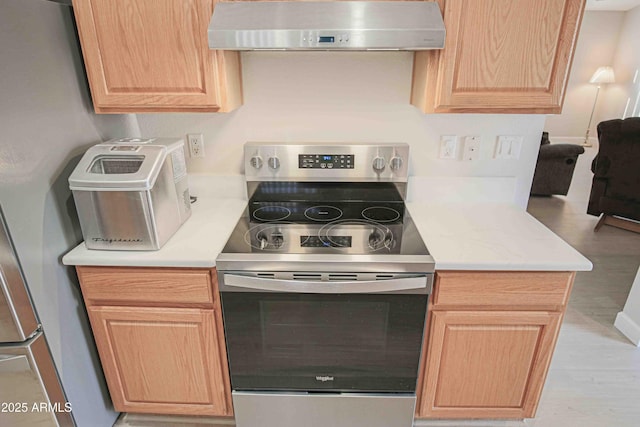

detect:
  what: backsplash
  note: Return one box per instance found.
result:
[136,52,545,208]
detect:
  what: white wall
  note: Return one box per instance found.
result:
[544,11,624,139]
[615,267,640,346]
[0,1,134,425]
[600,5,640,120]
[137,52,546,208]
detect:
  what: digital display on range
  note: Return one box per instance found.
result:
[301,236,352,248]
[299,154,354,169]
[318,36,335,43]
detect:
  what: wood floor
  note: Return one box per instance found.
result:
[522,144,640,427]
[115,145,640,427]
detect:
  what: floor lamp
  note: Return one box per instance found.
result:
[584,66,615,147]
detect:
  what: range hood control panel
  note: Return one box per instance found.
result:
[302,32,351,48]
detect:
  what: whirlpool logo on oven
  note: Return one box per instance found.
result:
[315,375,334,382]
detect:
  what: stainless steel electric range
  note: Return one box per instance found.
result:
[216,143,434,427]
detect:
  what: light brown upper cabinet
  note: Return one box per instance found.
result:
[412,0,585,113]
[72,0,242,113]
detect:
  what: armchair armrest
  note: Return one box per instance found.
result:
[538,144,585,160]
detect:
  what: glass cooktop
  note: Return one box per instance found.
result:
[220,182,430,257]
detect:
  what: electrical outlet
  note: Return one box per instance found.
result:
[187,133,205,158]
[495,136,523,159]
[439,135,458,159]
[463,136,481,161]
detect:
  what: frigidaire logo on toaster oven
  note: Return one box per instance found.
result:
[92,237,143,244]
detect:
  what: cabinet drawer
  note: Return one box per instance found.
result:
[77,266,214,307]
[433,271,574,310]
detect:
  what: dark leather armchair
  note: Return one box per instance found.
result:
[530,132,585,196]
[587,117,640,232]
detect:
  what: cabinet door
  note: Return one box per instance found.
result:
[87,306,231,416]
[72,0,240,113]
[418,310,562,418]
[412,0,585,113]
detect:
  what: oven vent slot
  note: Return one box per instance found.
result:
[256,273,275,278]
[328,274,358,281]
[376,274,394,280]
[292,273,322,281]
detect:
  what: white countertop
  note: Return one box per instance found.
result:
[407,203,592,271]
[63,176,592,271]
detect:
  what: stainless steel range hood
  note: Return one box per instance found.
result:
[208,1,445,51]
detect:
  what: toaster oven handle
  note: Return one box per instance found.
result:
[221,274,430,295]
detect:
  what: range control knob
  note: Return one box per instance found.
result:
[256,232,268,250]
[271,232,284,249]
[250,155,264,169]
[268,156,281,170]
[368,229,393,250]
[372,156,386,173]
[389,156,403,171]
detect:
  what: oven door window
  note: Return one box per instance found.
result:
[221,293,428,393]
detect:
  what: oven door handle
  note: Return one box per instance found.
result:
[221,274,430,294]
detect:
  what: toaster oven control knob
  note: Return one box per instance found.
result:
[372,156,386,173]
[390,156,403,171]
[250,155,264,170]
[268,156,281,170]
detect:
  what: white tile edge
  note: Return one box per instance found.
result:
[434,261,593,272]
[614,311,640,347]
[61,243,219,268]
[62,245,82,266]
[62,256,216,269]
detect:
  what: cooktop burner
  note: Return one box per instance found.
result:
[248,182,405,224]
[304,205,343,222]
[243,219,395,253]
[225,210,427,256]
[361,206,401,223]
[252,206,291,222]
[321,219,394,251]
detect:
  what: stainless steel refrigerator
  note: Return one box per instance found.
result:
[0,209,75,427]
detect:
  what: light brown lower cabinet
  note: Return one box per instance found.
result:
[416,271,574,419]
[77,266,574,420]
[76,266,232,417]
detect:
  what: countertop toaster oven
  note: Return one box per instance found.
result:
[68,137,191,250]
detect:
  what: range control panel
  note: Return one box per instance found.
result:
[244,143,409,181]
[298,154,354,169]
[300,236,352,247]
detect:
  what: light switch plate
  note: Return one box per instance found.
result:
[463,136,481,161]
[439,135,458,159]
[495,136,523,159]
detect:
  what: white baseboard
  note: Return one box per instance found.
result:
[413,420,525,426]
[614,311,640,346]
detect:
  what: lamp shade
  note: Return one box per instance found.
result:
[589,66,616,84]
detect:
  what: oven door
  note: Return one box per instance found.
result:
[218,273,430,393]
